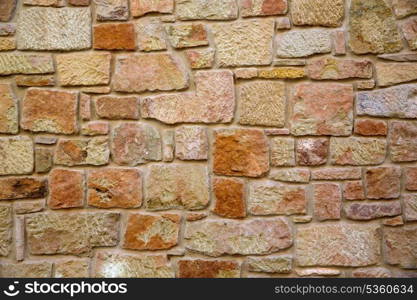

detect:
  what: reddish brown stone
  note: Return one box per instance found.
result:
[49,169,84,209]
[354,119,387,136]
[178,259,240,278]
[313,183,341,221]
[345,201,402,220]
[213,129,269,177]
[213,177,246,219]
[93,23,136,50]
[241,0,287,17]
[68,0,90,5]
[81,121,109,136]
[186,212,208,222]
[0,0,17,22]
[343,181,365,200]
[95,96,139,120]
[123,213,180,250]
[383,225,417,269]
[296,138,328,166]
[365,167,401,199]
[87,168,142,208]
[405,167,417,191]
[389,121,417,162]
[0,177,47,200]
[383,216,404,227]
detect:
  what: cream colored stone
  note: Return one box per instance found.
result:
[0,137,34,175]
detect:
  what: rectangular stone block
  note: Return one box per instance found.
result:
[0,137,34,175]
[0,54,54,75]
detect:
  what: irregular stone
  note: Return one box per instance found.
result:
[383,216,404,226]
[111,123,161,166]
[135,18,167,51]
[54,137,109,166]
[93,23,136,50]
[55,260,89,278]
[241,0,287,17]
[376,63,417,87]
[270,137,295,167]
[402,18,417,50]
[186,213,207,222]
[95,96,139,120]
[184,48,215,69]
[257,67,306,79]
[248,180,307,216]
[345,202,402,220]
[247,255,292,274]
[349,0,403,54]
[24,0,65,6]
[178,259,240,278]
[333,30,346,55]
[291,0,344,27]
[212,19,274,67]
[0,23,15,36]
[81,86,112,94]
[16,75,55,87]
[21,88,78,134]
[0,37,15,51]
[141,70,235,124]
[80,93,91,121]
[234,68,258,79]
[354,119,387,136]
[290,83,353,136]
[145,164,209,210]
[313,183,341,221]
[175,126,208,160]
[123,213,180,250]
[0,206,11,256]
[270,168,310,183]
[131,0,174,17]
[356,80,375,90]
[57,53,111,86]
[0,0,16,22]
[239,81,285,127]
[378,53,417,61]
[34,136,57,145]
[213,129,269,177]
[87,168,142,208]
[295,268,341,277]
[296,138,328,166]
[94,252,174,277]
[35,147,53,173]
[162,130,174,162]
[405,167,417,191]
[264,128,290,135]
[365,167,401,199]
[330,137,386,165]
[0,177,46,200]
[14,215,24,261]
[391,0,417,18]
[185,218,292,257]
[357,84,417,118]
[0,83,17,134]
[389,121,417,162]
[165,23,208,48]
[292,216,312,223]
[276,29,332,58]
[14,199,45,214]
[307,57,372,80]
[0,262,51,278]
[176,0,238,20]
[213,177,246,219]
[383,225,417,268]
[49,169,84,209]
[0,137,34,175]
[26,212,120,255]
[343,181,365,200]
[352,267,391,278]
[17,7,91,51]
[113,53,188,92]
[69,0,90,5]
[0,53,54,75]
[95,0,129,21]
[404,194,417,221]
[312,167,362,180]
[274,59,306,66]
[296,224,380,266]
[81,121,109,136]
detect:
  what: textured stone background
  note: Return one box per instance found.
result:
[0,0,416,278]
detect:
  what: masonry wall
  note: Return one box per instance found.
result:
[0,0,416,278]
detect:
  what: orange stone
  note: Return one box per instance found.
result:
[93,23,136,50]
[213,177,246,219]
[343,181,365,200]
[405,167,417,191]
[354,119,387,136]
[95,96,139,120]
[365,167,401,199]
[49,169,84,209]
[313,183,341,221]
[178,259,240,278]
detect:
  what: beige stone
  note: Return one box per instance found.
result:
[0,206,11,256]
[175,126,208,160]
[247,255,292,274]
[270,137,295,167]
[0,137,34,175]
[330,137,386,165]
[55,260,89,278]
[135,19,167,52]
[0,83,17,134]
[0,262,52,278]
[176,0,238,20]
[376,63,417,87]
[0,53,54,75]
[291,0,344,27]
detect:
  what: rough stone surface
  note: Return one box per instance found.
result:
[0,177,46,200]
[0,83,17,134]
[389,121,417,162]
[352,267,392,278]
[313,183,341,221]
[95,0,129,21]
[0,206,11,256]
[404,194,417,222]
[136,19,167,52]
[175,126,208,160]
[176,0,238,20]
[49,169,84,209]
[345,202,402,220]
[247,255,292,274]
[16,75,55,87]
[81,121,109,136]
[270,137,295,167]
[213,177,246,219]
[402,18,417,50]
[184,48,215,69]
[178,259,240,278]
[291,0,344,27]
[296,138,328,166]
[0,137,34,175]
[330,137,386,165]
[312,167,362,180]
[93,23,136,50]
[165,23,208,48]
[131,0,174,17]
[376,63,417,87]
[343,181,365,200]
[307,57,373,80]
[55,260,89,278]
[383,225,417,269]
[365,167,401,199]
[405,167,417,191]
[0,262,52,278]
[354,119,387,136]
[14,200,45,214]
[391,0,417,18]
[270,168,310,183]
[241,0,287,17]
[95,96,140,120]
[0,54,54,75]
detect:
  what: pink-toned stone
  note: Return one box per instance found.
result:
[343,181,365,200]
[383,225,417,269]
[354,119,387,136]
[49,169,84,209]
[175,126,208,160]
[376,63,417,87]
[81,121,109,136]
[402,18,417,50]
[234,68,258,79]
[80,93,91,121]
[0,23,15,36]
[276,17,291,30]
[405,167,417,191]
[241,0,288,17]
[307,57,373,80]
[365,167,401,199]
[165,23,208,48]
[404,194,417,221]
[383,216,404,227]
[95,96,139,120]
[345,201,402,220]
[184,48,215,69]
[352,267,392,278]
[389,121,417,162]
[213,177,246,219]
[270,168,310,183]
[131,0,174,17]
[333,30,346,55]
[311,167,362,180]
[296,138,328,166]
[313,183,341,221]
[186,212,207,222]
[290,83,353,136]
[264,128,290,136]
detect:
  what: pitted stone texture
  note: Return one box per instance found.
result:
[26,212,120,255]
[95,0,129,21]
[165,23,208,48]
[17,7,91,51]
[95,96,140,120]
[35,147,52,172]
[175,126,208,160]
[0,54,54,75]
[142,70,235,124]
[365,167,401,199]
[270,137,295,167]
[0,137,34,175]
[94,252,174,278]
[404,195,417,221]
[313,183,341,221]
[383,225,417,269]
[213,129,269,177]
[0,0,16,22]
[241,0,287,17]
[248,180,307,216]
[54,137,110,166]
[16,75,55,87]
[14,200,45,215]
[57,53,111,86]
[21,89,78,135]
[212,19,274,67]
[296,138,328,166]
[213,177,246,219]
[0,83,17,134]
[55,260,89,278]
[376,63,417,87]
[24,0,65,6]
[81,121,109,136]
[354,119,387,136]
[88,168,142,208]
[312,167,362,180]
[357,85,417,119]
[402,18,417,50]
[93,23,136,50]
[389,121,417,162]
[136,19,167,52]
[345,202,402,220]
[291,0,344,27]
[49,169,84,209]
[392,0,417,18]
[0,177,46,200]
[178,259,240,278]
[330,137,386,165]
[113,53,189,93]
[0,206,11,256]
[343,181,365,200]
[123,213,180,250]
[239,81,285,127]
[145,164,209,210]
[352,267,392,278]
[247,255,292,273]
[131,0,174,16]
[0,262,52,278]
[176,0,238,20]
[307,57,373,80]
[185,218,292,257]
[0,24,15,36]
[405,167,417,191]
[349,0,403,54]
[111,123,161,166]
[270,168,310,183]
[296,224,380,266]
[185,48,215,69]
[276,29,332,58]
[290,83,353,136]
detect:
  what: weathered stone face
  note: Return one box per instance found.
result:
[0,0,16,22]
[246,255,292,274]
[241,0,287,17]
[291,0,344,27]
[405,167,417,191]
[402,18,417,50]
[365,167,401,199]
[0,54,54,75]
[95,96,140,120]
[0,205,12,256]
[345,202,402,220]
[165,23,208,48]
[0,137,34,175]
[343,181,365,200]
[313,183,341,221]
[0,177,46,200]
[312,167,362,180]
[389,121,417,162]
[270,137,295,167]
[354,119,387,136]
[352,267,392,278]
[213,177,246,219]
[404,194,417,222]
[185,218,292,256]
[176,0,238,20]
[49,169,84,209]
[270,168,310,183]
[175,126,208,160]
[0,262,52,278]
[131,0,174,17]
[135,19,167,52]
[0,83,17,134]
[184,48,215,69]
[307,57,373,80]
[93,23,136,50]
[383,225,417,269]
[296,138,328,166]
[296,224,380,266]
[391,0,417,18]
[178,259,241,278]
[95,0,128,21]
[376,63,417,87]
[55,260,90,278]
[330,137,386,165]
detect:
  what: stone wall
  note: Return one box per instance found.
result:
[0,0,416,278]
